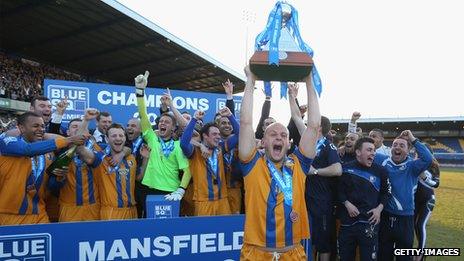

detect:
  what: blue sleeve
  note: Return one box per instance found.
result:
[226,99,235,116]
[228,115,240,136]
[374,153,388,165]
[0,136,58,157]
[293,146,314,175]
[180,118,196,158]
[410,140,433,177]
[240,150,261,177]
[326,143,341,165]
[224,134,239,153]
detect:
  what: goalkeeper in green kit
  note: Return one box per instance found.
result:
[134,71,191,216]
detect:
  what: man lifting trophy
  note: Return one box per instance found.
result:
[250,1,322,97]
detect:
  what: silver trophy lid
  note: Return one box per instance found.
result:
[262,2,302,53]
[262,27,302,52]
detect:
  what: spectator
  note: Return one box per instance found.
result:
[0,51,86,102]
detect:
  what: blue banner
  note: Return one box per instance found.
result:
[0,216,244,261]
[44,79,242,125]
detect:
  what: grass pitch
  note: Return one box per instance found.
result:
[421,169,464,260]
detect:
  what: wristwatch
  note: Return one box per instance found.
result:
[312,169,319,175]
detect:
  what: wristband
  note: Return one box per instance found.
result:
[136,88,144,97]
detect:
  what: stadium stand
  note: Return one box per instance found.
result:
[0,112,16,134]
[0,51,87,102]
[332,117,464,167]
[0,0,245,93]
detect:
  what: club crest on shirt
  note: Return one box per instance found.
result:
[369,176,376,183]
[128,160,133,167]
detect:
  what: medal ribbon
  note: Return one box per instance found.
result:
[207,148,219,180]
[315,137,326,156]
[104,146,121,174]
[265,157,293,206]
[132,136,143,156]
[26,155,46,191]
[160,138,174,158]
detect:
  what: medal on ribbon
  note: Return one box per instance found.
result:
[27,155,45,195]
[290,209,299,223]
[207,148,220,184]
[160,138,174,158]
[132,136,143,156]
[265,157,293,206]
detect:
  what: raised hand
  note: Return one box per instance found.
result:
[351,111,361,123]
[134,71,150,89]
[84,108,99,121]
[219,106,232,117]
[400,130,416,142]
[288,83,299,98]
[222,79,234,98]
[194,110,205,121]
[161,88,173,108]
[244,65,256,83]
[55,96,69,115]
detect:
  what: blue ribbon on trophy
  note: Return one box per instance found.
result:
[253,1,322,98]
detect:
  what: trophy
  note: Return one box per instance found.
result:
[250,1,322,97]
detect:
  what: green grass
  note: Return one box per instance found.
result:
[419,170,464,260]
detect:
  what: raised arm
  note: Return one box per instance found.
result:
[239,66,257,160]
[223,79,236,117]
[400,130,433,175]
[48,96,69,134]
[348,111,361,134]
[288,83,306,136]
[180,110,204,158]
[299,75,321,158]
[255,98,271,139]
[134,71,153,133]
[163,89,188,128]
[218,107,240,151]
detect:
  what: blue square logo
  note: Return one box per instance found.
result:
[0,233,52,261]
[154,205,173,219]
[47,85,89,113]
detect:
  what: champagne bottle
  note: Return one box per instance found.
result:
[46,145,77,176]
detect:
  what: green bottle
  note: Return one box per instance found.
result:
[46,145,77,176]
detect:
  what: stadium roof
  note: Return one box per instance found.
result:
[331,116,464,133]
[0,0,245,93]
